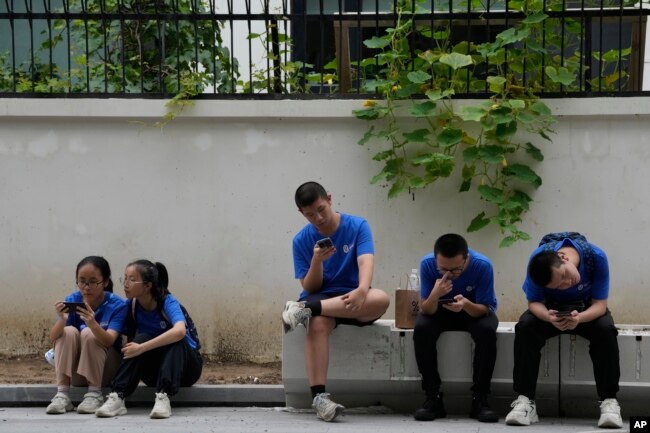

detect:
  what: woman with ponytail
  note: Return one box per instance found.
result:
[95,260,202,419]
[46,256,126,415]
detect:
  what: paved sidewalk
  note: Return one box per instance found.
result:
[0,406,629,433]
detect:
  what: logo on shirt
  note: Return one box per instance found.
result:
[160,321,167,329]
[343,244,352,253]
[465,286,474,292]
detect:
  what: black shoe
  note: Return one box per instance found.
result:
[414,393,446,421]
[469,394,499,423]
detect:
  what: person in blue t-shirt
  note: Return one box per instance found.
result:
[95,260,202,420]
[282,181,390,422]
[46,256,127,416]
[505,234,622,429]
[413,234,499,423]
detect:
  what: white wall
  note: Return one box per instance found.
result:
[1,98,649,360]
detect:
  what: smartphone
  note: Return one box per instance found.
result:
[438,298,454,305]
[63,301,86,314]
[555,309,573,317]
[316,237,334,249]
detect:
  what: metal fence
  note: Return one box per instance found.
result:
[1,0,649,98]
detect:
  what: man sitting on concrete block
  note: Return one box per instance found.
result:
[413,233,499,423]
[505,232,622,428]
[281,181,390,422]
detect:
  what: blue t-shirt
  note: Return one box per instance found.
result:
[419,249,498,311]
[64,290,127,348]
[129,294,199,350]
[522,238,609,303]
[293,213,374,300]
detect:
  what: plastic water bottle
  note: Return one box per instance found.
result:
[44,348,55,366]
[408,268,420,292]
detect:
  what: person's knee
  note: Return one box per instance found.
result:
[366,289,390,314]
[307,316,334,337]
[79,327,99,344]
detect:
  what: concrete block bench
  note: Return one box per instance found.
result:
[282,319,650,417]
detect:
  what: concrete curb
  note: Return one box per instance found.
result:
[0,384,286,407]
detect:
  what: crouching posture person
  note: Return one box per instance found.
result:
[282,181,390,422]
[506,233,622,429]
[46,256,126,414]
[95,260,202,419]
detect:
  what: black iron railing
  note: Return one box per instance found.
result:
[1,0,649,98]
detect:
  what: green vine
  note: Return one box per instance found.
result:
[352,0,575,247]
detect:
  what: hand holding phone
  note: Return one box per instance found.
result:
[63,301,86,315]
[438,298,454,305]
[316,237,334,249]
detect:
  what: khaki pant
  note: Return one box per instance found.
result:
[54,326,121,387]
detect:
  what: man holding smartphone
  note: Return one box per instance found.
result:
[413,233,499,423]
[281,181,390,422]
[505,233,622,428]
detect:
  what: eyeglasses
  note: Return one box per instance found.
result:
[120,277,144,286]
[437,257,467,275]
[76,280,104,289]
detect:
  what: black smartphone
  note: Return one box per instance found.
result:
[63,301,86,314]
[438,298,454,305]
[316,237,334,249]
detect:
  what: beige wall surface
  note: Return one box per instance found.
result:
[1,98,649,360]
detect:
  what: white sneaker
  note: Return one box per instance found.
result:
[598,398,623,428]
[505,395,539,426]
[77,391,104,414]
[44,348,55,367]
[45,392,74,414]
[150,392,172,419]
[312,393,344,422]
[95,392,127,417]
[282,301,311,333]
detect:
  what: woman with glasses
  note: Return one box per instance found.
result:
[46,256,127,415]
[95,260,202,419]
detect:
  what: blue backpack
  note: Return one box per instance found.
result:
[538,231,595,278]
[127,298,201,351]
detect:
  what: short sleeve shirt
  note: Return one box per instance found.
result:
[522,238,609,303]
[419,249,498,311]
[293,213,374,300]
[64,290,127,348]
[129,294,199,350]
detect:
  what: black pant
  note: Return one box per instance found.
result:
[413,309,498,396]
[512,309,620,400]
[111,333,203,397]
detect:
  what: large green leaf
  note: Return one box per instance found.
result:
[358,125,375,145]
[486,76,506,93]
[545,66,576,86]
[403,128,431,142]
[353,106,388,120]
[507,163,542,187]
[530,101,552,116]
[496,121,517,141]
[478,185,504,203]
[439,52,473,70]
[436,128,464,147]
[372,150,395,161]
[525,142,544,161]
[467,212,491,232]
[522,13,548,24]
[410,101,437,117]
[407,70,432,84]
[459,105,487,122]
[364,36,391,49]
[499,236,517,248]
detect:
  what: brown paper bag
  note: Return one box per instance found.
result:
[395,288,420,329]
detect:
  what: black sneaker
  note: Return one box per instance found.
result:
[469,394,499,423]
[413,393,446,421]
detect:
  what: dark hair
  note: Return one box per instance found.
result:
[528,250,563,287]
[295,181,328,209]
[433,233,469,258]
[76,256,113,293]
[127,259,170,308]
